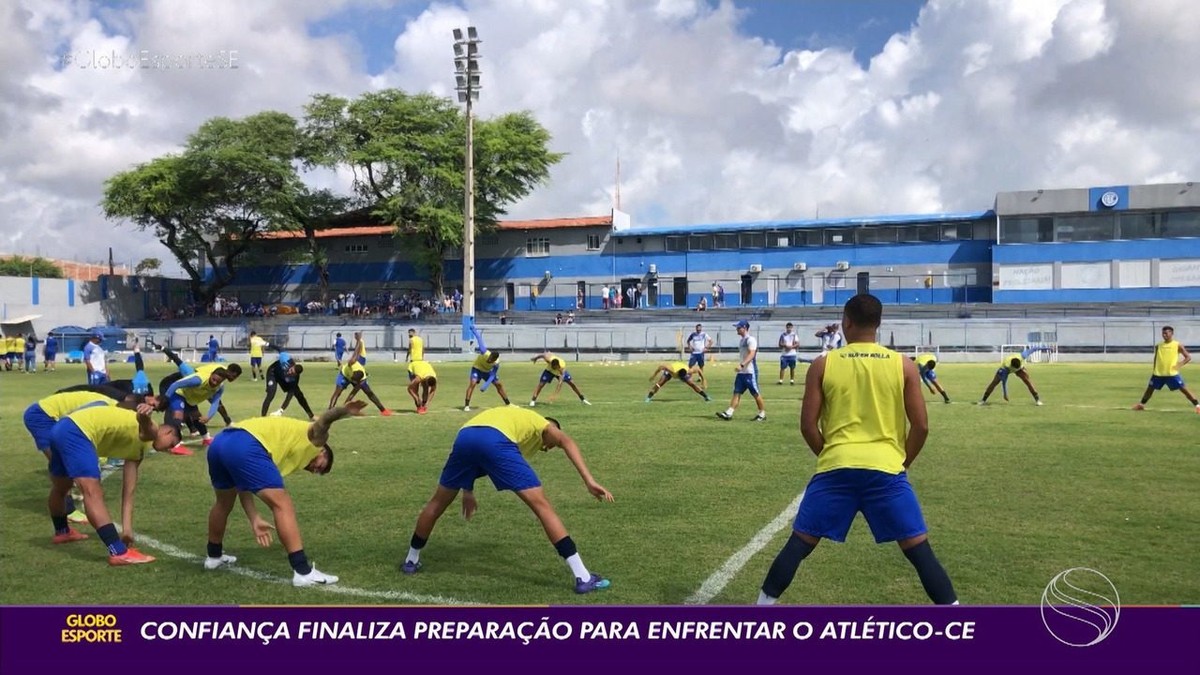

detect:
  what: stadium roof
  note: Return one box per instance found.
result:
[622,210,996,237]
[256,215,613,240]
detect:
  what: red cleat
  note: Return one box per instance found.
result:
[380,409,394,417]
[53,528,89,544]
[168,443,194,456]
[202,437,213,447]
[417,406,427,415]
[109,548,156,566]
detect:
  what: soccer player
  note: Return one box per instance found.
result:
[46,403,180,565]
[778,322,809,385]
[816,322,845,354]
[717,320,766,421]
[333,333,347,368]
[529,352,591,406]
[262,354,315,419]
[914,353,951,404]
[352,331,367,365]
[978,346,1048,405]
[1133,326,1199,412]
[248,331,269,381]
[164,361,242,452]
[686,323,713,371]
[463,326,512,411]
[400,407,613,594]
[757,293,957,606]
[328,360,392,415]
[83,332,108,385]
[407,360,438,414]
[23,334,38,373]
[14,333,26,371]
[406,328,424,363]
[25,390,120,524]
[43,333,58,371]
[206,334,220,363]
[645,361,710,402]
[203,401,365,586]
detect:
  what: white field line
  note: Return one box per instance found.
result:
[97,467,481,605]
[685,491,804,605]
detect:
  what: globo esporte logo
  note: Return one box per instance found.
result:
[1040,568,1121,647]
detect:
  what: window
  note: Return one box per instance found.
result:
[793,230,822,247]
[858,227,897,244]
[739,232,765,248]
[688,235,713,251]
[1055,214,1114,242]
[941,223,974,241]
[1161,210,1200,238]
[825,229,855,245]
[525,237,550,257]
[713,234,739,250]
[974,221,996,241]
[586,234,602,250]
[767,232,792,248]
[1000,217,1053,244]
[665,236,687,252]
[344,243,368,253]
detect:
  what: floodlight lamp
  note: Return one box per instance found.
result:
[466,42,479,57]
[453,28,464,41]
[457,92,468,103]
[468,74,480,87]
[453,43,465,57]
[456,74,467,88]
[467,58,480,72]
[467,26,477,39]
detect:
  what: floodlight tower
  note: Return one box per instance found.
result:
[453,26,481,326]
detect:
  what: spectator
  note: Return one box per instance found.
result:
[636,282,646,308]
[696,296,708,312]
[625,285,636,310]
[600,284,609,310]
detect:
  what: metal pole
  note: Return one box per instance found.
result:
[464,98,475,319]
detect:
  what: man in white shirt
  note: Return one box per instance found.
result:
[816,323,845,354]
[82,333,108,385]
[686,324,713,372]
[717,320,766,422]
[600,285,609,310]
[778,322,809,385]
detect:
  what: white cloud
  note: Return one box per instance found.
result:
[2,0,1199,273]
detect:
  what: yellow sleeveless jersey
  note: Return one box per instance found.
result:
[916,354,936,369]
[463,407,551,459]
[408,360,436,380]
[1001,354,1024,373]
[341,361,368,381]
[817,343,907,475]
[542,354,565,376]
[409,336,424,361]
[472,351,495,371]
[38,391,115,419]
[233,417,321,477]
[67,406,148,461]
[179,364,226,405]
[249,336,268,358]
[669,361,688,376]
[1154,341,1181,376]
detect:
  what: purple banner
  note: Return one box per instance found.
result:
[2,605,1196,672]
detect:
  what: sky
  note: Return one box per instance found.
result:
[3,0,1199,274]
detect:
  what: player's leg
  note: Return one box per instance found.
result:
[686,378,710,400]
[1173,379,1200,409]
[1016,370,1041,404]
[933,381,950,403]
[422,381,437,408]
[514,486,607,592]
[464,376,480,409]
[718,387,744,420]
[256,487,335,585]
[565,375,588,403]
[403,484,461,573]
[490,377,511,405]
[205,488,239,567]
[407,380,423,409]
[360,382,390,414]
[979,371,1004,403]
[778,358,786,384]
[530,376,548,405]
[262,379,279,416]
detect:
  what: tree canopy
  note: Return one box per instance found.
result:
[0,255,63,278]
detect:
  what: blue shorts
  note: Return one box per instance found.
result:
[539,370,572,384]
[1149,375,1185,391]
[335,350,345,361]
[780,355,798,368]
[335,372,368,389]
[733,372,760,396]
[994,367,1012,381]
[689,353,706,368]
[207,429,285,492]
[793,469,928,544]
[439,426,541,492]
[48,419,103,480]
[88,372,109,386]
[24,404,57,452]
[250,357,262,367]
[44,351,57,360]
[920,369,938,384]
[470,366,498,382]
[168,394,190,414]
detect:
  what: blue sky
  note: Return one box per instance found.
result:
[310,0,927,75]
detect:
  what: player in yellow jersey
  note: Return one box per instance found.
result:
[247,331,270,381]
[46,404,180,565]
[644,361,710,402]
[406,328,424,363]
[25,390,121,524]
[401,407,614,593]
[328,361,393,415]
[913,353,951,403]
[407,360,438,414]
[1133,326,1199,412]
[529,352,591,406]
[463,325,511,411]
[978,346,1046,405]
[163,362,242,454]
[757,294,957,605]
[203,401,367,586]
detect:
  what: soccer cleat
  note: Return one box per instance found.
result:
[293,566,339,587]
[380,409,394,417]
[67,509,88,523]
[400,560,422,575]
[1035,400,1044,406]
[417,406,427,415]
[716,411,732,420]
[271,409,285,417]
[703,394,712,402]
[753,414,766,422]
[462,406,471,412]
[252,377,257,382]
[1194,404,1200,414]
[202,437,214,447]
[777,380,783,385]
[976,400,988,406]
[790,380,795,385]
[581,399,592,406]
[644,397,652,403]
[169,443,193,456]
[52,528,89,544]
[204,554,237,570]
[1131,403,1145,411]
[575,574,611,594]
[190,431,202,438]
[528,401,537,407]
[109,548,156,565]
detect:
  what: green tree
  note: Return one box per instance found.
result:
[303,90,563,299]
[134,257,162,275]
[0,255,63,278]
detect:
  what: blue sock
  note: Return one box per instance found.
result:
[52,516,70,535]
[761,534,816,599]
[288,550,312,575]
[903,540,957,605]
[96,523,127,556]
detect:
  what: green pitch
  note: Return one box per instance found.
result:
[1,360,1197,606]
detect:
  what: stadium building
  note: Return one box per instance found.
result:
[224,181,1200,311]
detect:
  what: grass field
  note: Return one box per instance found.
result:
[1,356,1198,606]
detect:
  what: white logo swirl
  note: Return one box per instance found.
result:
[1041,567,1120,647]
[1100,191,1119,207]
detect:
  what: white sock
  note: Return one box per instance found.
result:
[757,591,778,605]
[405,547,421,565]
[756,411,766,418]
[565,553,590,580]
[724,408,735,416]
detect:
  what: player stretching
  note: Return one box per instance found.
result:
[529,352,591,406]
[978,346,1050,405]
[915,353,951,403]
[645,362,710,402]
[1133,326,1199,412]
[463,326,512,412]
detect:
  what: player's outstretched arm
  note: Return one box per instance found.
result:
[239,491,275,547]
[649,364,667,381]
[119,458,142,545]
[1179,344,1192,368]
[309,400,369,445]
[530,352,548,364]
[543,425,613,502]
